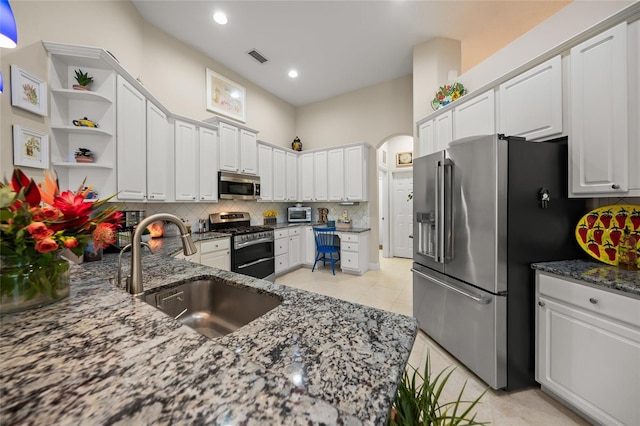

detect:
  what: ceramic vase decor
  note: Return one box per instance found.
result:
[0,253,70,314]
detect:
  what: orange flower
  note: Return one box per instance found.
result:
[35,238,59,253]
[63,237,78,249]
[92,222,117,250]
[26,222,54,240]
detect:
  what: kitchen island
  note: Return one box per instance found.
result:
[0,236,417,424]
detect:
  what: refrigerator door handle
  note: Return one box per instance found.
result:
[442,158,453,262]
[436,161,444,263]
[411,268,491,305]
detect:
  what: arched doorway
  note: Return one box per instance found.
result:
[376,134,414,259]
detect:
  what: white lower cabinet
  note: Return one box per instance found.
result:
[199,239,230,270]
[174,238,230,271]
[339,232,369,275]
[303,226,316,266]
[274,228,302,275]
[274,229,289,274]
[535,272,640,426]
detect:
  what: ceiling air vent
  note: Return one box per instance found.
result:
[247,49,268,64]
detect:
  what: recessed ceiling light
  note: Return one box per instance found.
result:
[288,70,298,78]
[213,11,228,25]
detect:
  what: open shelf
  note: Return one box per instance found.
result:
[51,125,112,137]
[51,88,112,103]
[52,162,114,169]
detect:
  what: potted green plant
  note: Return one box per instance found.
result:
[388,352,488,426]
[73,69,94,91]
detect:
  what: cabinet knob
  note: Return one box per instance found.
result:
[192,197,196,200]
[589,297,598,304]
[538,300,545,307]
[611,184,620,189]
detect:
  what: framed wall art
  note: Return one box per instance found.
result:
[396,151,413,167]
[13,125,49,169]
[10,65,48,116]
[206,68,246,122]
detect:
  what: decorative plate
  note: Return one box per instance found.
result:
[431,82,466,111]
[575,204,640,266]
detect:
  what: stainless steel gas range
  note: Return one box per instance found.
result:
[209,212,275,282]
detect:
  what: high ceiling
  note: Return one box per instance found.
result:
[132,1,571,107]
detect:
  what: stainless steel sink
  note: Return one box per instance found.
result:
[142,279,281,338]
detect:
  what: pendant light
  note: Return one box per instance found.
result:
[0,0,18,48]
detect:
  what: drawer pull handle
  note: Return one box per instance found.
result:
[589,297,598,304]
[538,301,545,307]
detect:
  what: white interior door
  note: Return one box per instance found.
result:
[392,172,413,258]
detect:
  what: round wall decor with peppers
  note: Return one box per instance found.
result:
[575,205,640,266]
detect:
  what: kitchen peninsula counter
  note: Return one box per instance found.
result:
[532,259,640,298]
[0,244,417,424]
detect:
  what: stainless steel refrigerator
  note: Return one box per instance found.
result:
[412,134,585,390]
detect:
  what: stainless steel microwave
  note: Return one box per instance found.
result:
[218,171,260,200]
[288,206,311,223]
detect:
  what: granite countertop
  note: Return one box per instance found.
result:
[0,238,417,424]
[272,223,371,234]
[532,259,640,298]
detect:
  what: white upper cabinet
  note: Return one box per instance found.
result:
[218,122,239,172]
[258,143,273,201]
[174,120,198,201]
[418,120,435,158]
[313,151,328,201]
[299,153,314,202]
[217,121,258,175]
[146,101,169,201]
[499,55,562,141]
[240,129,258,174]
[117,76,147,200]
[434,110,453,152]
[344,144,369,201]
[273,148,286,201]
[198,127,218,201]
[453,90,495,140]
[286,152,298,201]
[569,22,629,196]
[328,148,345,201]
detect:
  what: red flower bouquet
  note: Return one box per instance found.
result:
[0,168,122,313]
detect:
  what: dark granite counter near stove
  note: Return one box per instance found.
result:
[0,236,416,424]
[532,259,640,298]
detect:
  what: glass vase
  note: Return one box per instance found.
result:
[0,254,70,314]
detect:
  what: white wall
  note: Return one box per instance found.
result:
[458,1,634,93]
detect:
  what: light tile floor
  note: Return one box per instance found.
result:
[276,254,590,425]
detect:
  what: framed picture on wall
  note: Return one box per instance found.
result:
[396,151,413,167]
[13,125,49,169]
[205,68,246,122]
[10,65,48,117]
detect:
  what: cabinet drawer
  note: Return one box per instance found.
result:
[342,251,359,270]
[275,229,288,239]
[275,240,288,256]
[200,238,230,253]
[537,272,640,327]
[341,242,358,252]
[340,233,359,243]
[275,253,289,274]
[288,227,301,236]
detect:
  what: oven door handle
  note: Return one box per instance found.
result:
[235,236,274,249]
[237,257,274,269]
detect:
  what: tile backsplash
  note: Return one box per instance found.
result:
[116,201,370,228]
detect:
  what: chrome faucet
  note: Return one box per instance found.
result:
[127,213,197,296]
